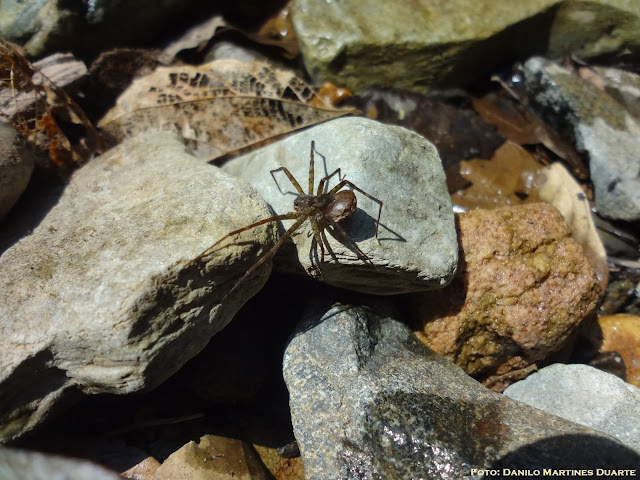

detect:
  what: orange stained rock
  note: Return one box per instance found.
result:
[410,203,602,391]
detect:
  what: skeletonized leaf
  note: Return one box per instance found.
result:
[0,40,103,171]
[98,60,357,161]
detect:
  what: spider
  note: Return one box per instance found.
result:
[202,141,383,300]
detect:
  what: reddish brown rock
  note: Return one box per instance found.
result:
[409,203,602,390]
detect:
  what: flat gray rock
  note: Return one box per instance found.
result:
[222,117,457,295]
[283,299,639,479]
[523,56,640,221]
[0,131,276,441]
[504,363,640,453]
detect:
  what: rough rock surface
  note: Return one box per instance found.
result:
[222,117,458,295]
[547,2,640,60]
[292,0,558,93]
[409,203,602,389]
[523,56,640,221]
[0,121,34,220]
[0,446,121,480]
[592,65,640,119]
[283,298,639,479]
[293,0,640,94]
[504,363,640,453]
[0,132,276,441]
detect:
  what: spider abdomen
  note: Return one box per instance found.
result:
[326,190,357,223]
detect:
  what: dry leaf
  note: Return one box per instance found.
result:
[535,162,608,289]
[0,40,102,171]
[121,456,161,480]
[472,95,588,179]
[313,81,353,107]
[451,141,543,210]
[247,1,299,59]
[158,15,228,64]
[99,59,357,161]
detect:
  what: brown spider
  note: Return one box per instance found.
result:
[202,141,383,300]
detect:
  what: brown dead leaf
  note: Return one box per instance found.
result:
[121,456,161,480]
[313,81,353,107]
[159,15,228,64]
[472,95,588,179]
[99,59,357,161]
[535,162,608,289]
[0,40,102,172]
[247,1,299,59]
[451,141,543,210]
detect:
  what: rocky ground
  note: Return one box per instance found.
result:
[1,1,639,479]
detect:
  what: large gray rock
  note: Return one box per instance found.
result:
[283,299,639,479]
[222,117,458,295]
[292,0,640,94]
[523,56,640,221]
[504,363,640,453]
[292,0,559,93]
[0,131,276,441]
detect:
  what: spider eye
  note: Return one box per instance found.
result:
[327,190,357,222]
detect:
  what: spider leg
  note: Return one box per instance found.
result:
[308,140,315,195]
[270,167,305,195]
[310,218,339,266]
[220,216,307,300]
[327,180,383,239]
[317,168,343,195]
[324,216,375,266]
[196,212,299,260]
[308,219,329,278]
[319,226,339,263]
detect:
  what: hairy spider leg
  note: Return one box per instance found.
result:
[196,212,298,260]
[317,168,343,195]
[324,215,374,265]
[318,224,339,262]
[309,218,326,268]
[270,166,305,196]
[220,215,306,300]
[308,140,315,195]
[327,180,383,238]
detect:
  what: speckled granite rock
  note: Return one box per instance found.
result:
[0,131,276,441]
[409,203,602,390]
[523,56,640,221]
[223,117,458,295]
[283,298,639,479]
